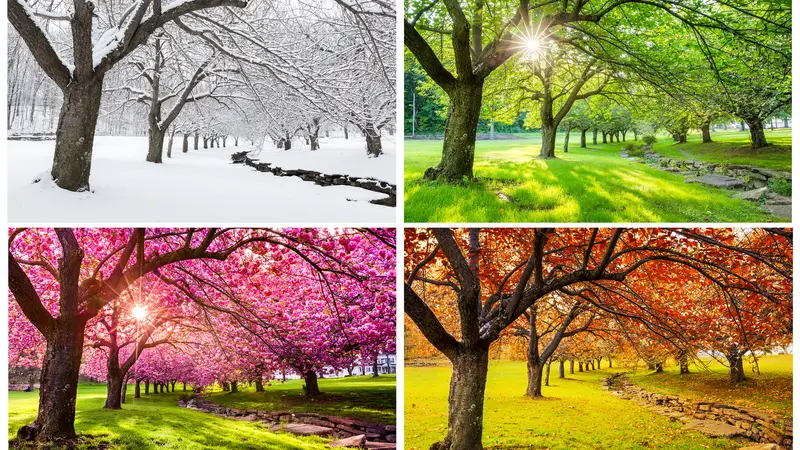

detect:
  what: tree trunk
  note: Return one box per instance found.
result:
[580,129,587,148]
[284,137,292,150]
[146,126,166,163]
[120,377,128,404]
[608,357,612,368]
[235,136,239,146]
[304,371,321,398]
[50,77,104,192]
[701,123,712,143]
[539,124,557,158]
[424,81,484,181]
[105,373,123,409]
[569,360,575,374]
[310,134,319,151]
[171,382,175,392]
[526,358,545,398]
[783,118,789,128]
[19,323,87,441]
[602,132,607,144]
[194,133,199,149]
[145,380,150,395]
[544,359,552,386]
[578,362,583,372]
[203,137,208,149]
[655,363,664,373]
[677,133,687,144]
[740,120,746,131]
[135,379,141,398]
[622,130,627,141]
[222,382,229,392]
[746,119,768,148]
[432,347,488,450]
[364,125,382,157]
[563,127,571,153]
[183,383,187,391]
[343,126,349,139]
[558,360,565,378]
[230,381,238,393]
[182,134,189,153]
[167,129,175,158]
[255,380,264,392]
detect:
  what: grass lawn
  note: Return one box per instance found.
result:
[204,375,396,424]
[9,384,334,449]
[404,131,790,223]
[405,360,742,450]
[650,129,792,171]
[628,354,792,416]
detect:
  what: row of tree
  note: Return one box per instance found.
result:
[404,0,791,180]
[404,228,792,450]
[9,0,395,192]
[9,228,396,443]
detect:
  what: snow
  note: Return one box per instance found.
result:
[254,136,396,183]
[8,136,395,223]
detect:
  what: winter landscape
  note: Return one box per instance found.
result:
[8,0,396,223]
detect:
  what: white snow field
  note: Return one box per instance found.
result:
[8,136,396,223]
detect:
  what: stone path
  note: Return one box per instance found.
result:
[231,151,397,207]
[620,146,792,220]
[178,395,397,449]
[601,374,792,449]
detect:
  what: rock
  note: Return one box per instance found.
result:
[239,414,258,422]
[685,174,746,189]
[365,443,397,449]
[732,187,769,201]
[277,423,335,437]
[737,444,780,450]
[763,203,792,219]
[330,434,367,448]
[682,419,748,439]
[764,193,792,205]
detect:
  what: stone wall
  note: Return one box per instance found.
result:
[178,396,396,443]
[603,373,792,449]
[642,148,792,191]
[231,151,396,207]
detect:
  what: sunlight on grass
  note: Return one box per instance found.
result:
[404,131,788,223]
[9,384,332,449]
[405,360,742,450]
[628,354,792,416]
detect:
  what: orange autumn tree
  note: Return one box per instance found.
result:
[404,228,792,450]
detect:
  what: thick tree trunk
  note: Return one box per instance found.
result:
[746,119,768,148]
[145,380,150,395]
[135,379,141,398]
[310,135,319,151]
[364,125,382,157]
[558,360,565,378]
[50,77,104,192]
[578,362,583,372]
[655,363,664,373]
[230,381,238,393]
[424,81,483,181]
[284,137,292,150]
[569,360,575,374]
[701,123,712,143]
[539,124,557,158]
[580,129,587,148]
[304,371,321,398]
[432,347,488,450]
[526,358,545,398]
[18,323,87,442]
[146,126,166,163]
[602,132,607,144]
[677,133,687,144]
[255,380,264,392]
[182,134,189,153]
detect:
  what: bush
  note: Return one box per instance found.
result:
[627,146,645,157]
[642,135,657,145]
[769,177,792,196]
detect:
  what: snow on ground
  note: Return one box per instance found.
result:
[8,136,396,223]
[253,136,396,183]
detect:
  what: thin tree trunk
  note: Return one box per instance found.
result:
[592,129,598,145]
[145,380,150,395]
[563,127,571,153]
[544,359,552,387]
[580,129,587,148]
[182,134,189,153]
[135,379,141,399]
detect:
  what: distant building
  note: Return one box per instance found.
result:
[274,353,397,380]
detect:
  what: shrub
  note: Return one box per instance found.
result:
[626,143,645,157]
[642,135,657,145]
[769,177,792,196]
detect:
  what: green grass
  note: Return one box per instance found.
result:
[405,360,742,450]
[204,375,396,424]
[8,381,385,449]
[404,130,790,222]
[627,354,793,416]
[650,129,792,171]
